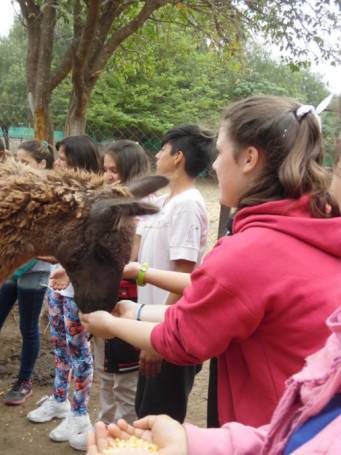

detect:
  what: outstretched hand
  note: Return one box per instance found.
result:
[112,416,187,455]
[49,267,70,290]
[122,262,140,280]
[87,421,154,455]
[87,416,187,455]
[113,300,137,319]
[80,311,116,338]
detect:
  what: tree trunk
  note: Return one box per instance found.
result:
[64,90,89,136]
[33,103,53,142]
[18,0,58,144]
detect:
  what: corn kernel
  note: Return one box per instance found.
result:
[102,436,158,453]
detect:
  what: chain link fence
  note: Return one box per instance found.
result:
[1,102,340,167]
[0,103,164,158]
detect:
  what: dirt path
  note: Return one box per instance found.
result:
[0,318,209,455]
[0,179,219,454]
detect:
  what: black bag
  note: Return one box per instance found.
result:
[104,279,140,374]
[104,337,140,374]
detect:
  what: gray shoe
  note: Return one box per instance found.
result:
[4,378,32,406]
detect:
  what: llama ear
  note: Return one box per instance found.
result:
[89,198,158,226]
[127,175,168,199]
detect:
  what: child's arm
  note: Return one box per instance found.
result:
[114,300,167,323]
[164,259,195,306]
[80,311,157,354]
[123,262,191,294]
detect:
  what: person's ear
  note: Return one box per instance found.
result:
[242,147,261,174]
[174,150,184,166]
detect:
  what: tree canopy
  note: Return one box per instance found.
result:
[9,0,341,139]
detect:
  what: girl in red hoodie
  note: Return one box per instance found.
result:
[81,95,341,429]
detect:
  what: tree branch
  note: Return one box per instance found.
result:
[17,0,41,95]
[90,0,169,78]
[87,1,130,70]
[34,0,57,104]
[49,45,73,92]
[76,0,101,68]
[72,0,102,98]
[16,0,40,22]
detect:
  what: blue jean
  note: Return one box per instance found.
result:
[0,280,46,380]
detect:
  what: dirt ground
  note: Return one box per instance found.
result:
[0,179,220,455]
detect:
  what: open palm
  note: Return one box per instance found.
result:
[87,417,187,455]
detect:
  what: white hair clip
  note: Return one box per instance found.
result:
[295,94,333,130]
[296,104,316,120]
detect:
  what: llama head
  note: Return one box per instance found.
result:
[54,175,168,313]
[0,159,168,313]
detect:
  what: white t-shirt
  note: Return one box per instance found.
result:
[136,188,208,306]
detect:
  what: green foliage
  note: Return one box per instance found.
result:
[0,14,339,158]
[86,28,232,142]
[230,49,329,103]
[82,26,333,147]
[0,20,28,127]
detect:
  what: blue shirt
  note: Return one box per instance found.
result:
[284,393,341,454]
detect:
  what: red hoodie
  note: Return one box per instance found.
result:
[151,196,341,427]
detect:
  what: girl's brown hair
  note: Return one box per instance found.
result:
[56,135,101,173]
[18,140,54,169]
[105,140,150,183]
[223,95,339,217]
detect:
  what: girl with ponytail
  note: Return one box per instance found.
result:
[81,95,341,431]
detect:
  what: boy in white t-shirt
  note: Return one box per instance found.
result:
[134,124,214,422]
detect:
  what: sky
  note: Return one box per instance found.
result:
[0,0,340,94]
[0,0,16,36]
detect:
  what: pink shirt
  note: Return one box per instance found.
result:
[185,308,341,454]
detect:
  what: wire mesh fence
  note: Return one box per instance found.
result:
[0,103,164,158]
[1,102,340,167]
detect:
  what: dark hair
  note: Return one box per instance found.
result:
[161,124,214,178]
[0,138,5,152]
[57,135,101,172]
[18,140,54,169]
[105,140,150,183]
[222,95,339,218]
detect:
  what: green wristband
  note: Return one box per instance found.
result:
[136,263,149,286]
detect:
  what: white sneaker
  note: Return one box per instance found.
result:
[27,395,71,423]
[49,413,92,444]
[69,427,92,452]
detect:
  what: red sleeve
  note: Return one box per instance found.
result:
[151,259,262,365]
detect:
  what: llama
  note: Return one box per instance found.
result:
[0,158,167,313]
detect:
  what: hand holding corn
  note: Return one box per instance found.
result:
[102,436,158,454]
[87,416,187,455]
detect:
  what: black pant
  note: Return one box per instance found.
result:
[207,357,220,427]
[135,361,201,423]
